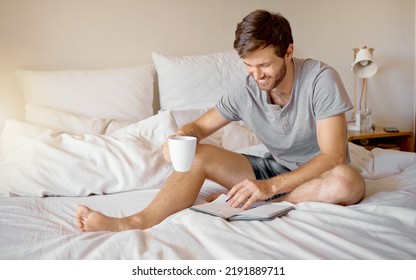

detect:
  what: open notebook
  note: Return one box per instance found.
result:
[190,194,295,221]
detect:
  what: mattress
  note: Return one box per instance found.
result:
[1,143,415,260]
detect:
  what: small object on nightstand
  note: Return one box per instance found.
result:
[383,127,399,133]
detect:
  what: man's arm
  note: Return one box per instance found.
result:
[163,108,230,163]
[177,108,231,142]
[272,113,348,193]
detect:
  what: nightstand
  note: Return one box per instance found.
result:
[347,126,414,152]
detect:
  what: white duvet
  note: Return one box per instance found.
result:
[0,111,176,197]
[1,142,416,259]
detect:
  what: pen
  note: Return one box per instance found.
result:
[264,194,280,202]
[265,193,288,202]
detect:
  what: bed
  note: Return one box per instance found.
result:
[1,51,415,260]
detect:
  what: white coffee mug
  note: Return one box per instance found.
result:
[168,135,197,172]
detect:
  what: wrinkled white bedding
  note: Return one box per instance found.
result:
[1,143,415,260]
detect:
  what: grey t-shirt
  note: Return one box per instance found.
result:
[215,58,352,170]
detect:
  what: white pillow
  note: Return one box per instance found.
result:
[170,109,262,150]
[222,121,262,151]
[16,65,155,123]
[348,142,416,180]
[0,111,176,197]
[348,142,375,178]
[171,108,223,147]
[25,104,130,135]
[152,51,247,110]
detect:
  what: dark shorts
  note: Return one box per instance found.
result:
[244,152,291,180]
[244,152,290,201]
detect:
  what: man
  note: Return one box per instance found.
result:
[76,10,365,232]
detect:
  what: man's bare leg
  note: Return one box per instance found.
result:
[75,146,365,232]
[277,164,365,205]
[76,170,205,232]
[76,145,255,232]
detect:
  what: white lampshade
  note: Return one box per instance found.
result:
[352,47,377,78]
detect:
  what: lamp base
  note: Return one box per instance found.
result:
[347,121,375,132]
[348,112,362,131]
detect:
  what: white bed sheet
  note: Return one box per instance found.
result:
[1,144,416,260]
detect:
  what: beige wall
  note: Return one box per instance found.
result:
[0,0,414,133]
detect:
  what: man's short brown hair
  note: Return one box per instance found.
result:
[234,10,293,58]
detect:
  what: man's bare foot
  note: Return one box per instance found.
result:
[75,205,144,232]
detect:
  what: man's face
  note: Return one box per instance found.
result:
[242,46,287,92]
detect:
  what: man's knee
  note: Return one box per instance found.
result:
[324,164,365,206]
[193,144,216,163]
[192,144,227,172]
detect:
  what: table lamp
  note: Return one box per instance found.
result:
[348,46,378,131]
